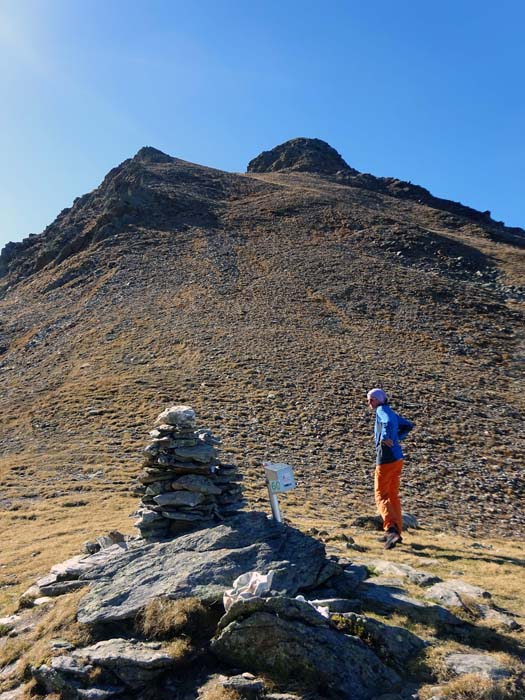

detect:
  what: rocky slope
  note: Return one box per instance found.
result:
[0,139,524,602]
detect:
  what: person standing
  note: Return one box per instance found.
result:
[367,388,414,550]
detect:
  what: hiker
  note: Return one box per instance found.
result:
[367,388,414,550]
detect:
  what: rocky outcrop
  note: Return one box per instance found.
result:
[211,596,400,700]
[424,579,520,630]
[247,137,358,175]
[334,611,427,667]
[77,511,334,625]
[10,514,523,700]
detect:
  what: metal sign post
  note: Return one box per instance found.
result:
[263,462,296,522]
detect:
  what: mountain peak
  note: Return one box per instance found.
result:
[133,146,173,164]
[246,137,357,175]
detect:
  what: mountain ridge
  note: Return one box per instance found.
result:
[1,138,523,287]
[0,137,523,596]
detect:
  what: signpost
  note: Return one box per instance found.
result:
[263,462,296,522]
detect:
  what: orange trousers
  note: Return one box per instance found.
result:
[374,459,403,533]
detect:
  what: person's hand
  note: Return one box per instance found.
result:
[382,438,393,447]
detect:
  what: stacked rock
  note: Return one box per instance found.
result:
[134,405,244,540]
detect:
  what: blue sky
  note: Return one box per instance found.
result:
[1,1,524,251]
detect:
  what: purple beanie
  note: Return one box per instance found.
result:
[367,388,388,404]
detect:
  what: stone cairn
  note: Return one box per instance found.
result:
[134,405,244,540]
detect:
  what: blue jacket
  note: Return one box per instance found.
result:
[374,404,414,465]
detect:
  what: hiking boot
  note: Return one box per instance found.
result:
[377,526,402,544]
[377,533,403,544]
[384,526,402,550]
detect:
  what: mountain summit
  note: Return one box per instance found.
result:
[247,137,358,174]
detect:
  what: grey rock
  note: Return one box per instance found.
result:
[73,638,174,687]
[160,509,212,521]
[218,596,332,632]
[172,474,222,495]
[444,652,511,680]
[357,579,463,625]
[222,674,266,699]
[366,560,441,587]
[50,638,76,651]
[135,509,164,524]
[96,532,126,550]
[49,544,129,582]
[0,662,18,682]
[401,513,419,529]
[51,655,93,680]
[32,664,79,700]
[153,490,205,507]
[340,612,427,666]
[18,584,40,605]
[37,576,88,597]
[144,482,168,496]
[477,604,521,631]
[50,555,97,580]
[33,596,54,606]
[424,579,491,607]
[170,442,218,464]
[212,596,400,700]
[155,405,196,428]
[156,455,210,472]
[0,615,19,632]
[306,564,368,600]
[78,512,329,624]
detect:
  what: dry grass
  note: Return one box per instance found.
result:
[419,673,524,700]
[0,589,92,691]
[137,596,215,641]
[162,637,194,663]
[198,678,242,700]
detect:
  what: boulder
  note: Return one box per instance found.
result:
[337,612,427,666]
[73,639,174,687]
[78,512,329,624]
[357,578,463,625]
[424,580,519,630]
[221,674,266,699]
[424,579,491,607]
[305,564,368,599]
[444,652,511,680]
[32,664,80,700]
[212,596,400,700]
[366,560,441,587]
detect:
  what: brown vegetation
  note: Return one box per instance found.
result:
[0,144,523,613]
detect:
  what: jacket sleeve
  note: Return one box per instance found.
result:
[397,415,414,441]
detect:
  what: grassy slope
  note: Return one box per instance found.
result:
[0,168,523,614]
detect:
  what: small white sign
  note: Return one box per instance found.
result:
[263,462,296,494]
